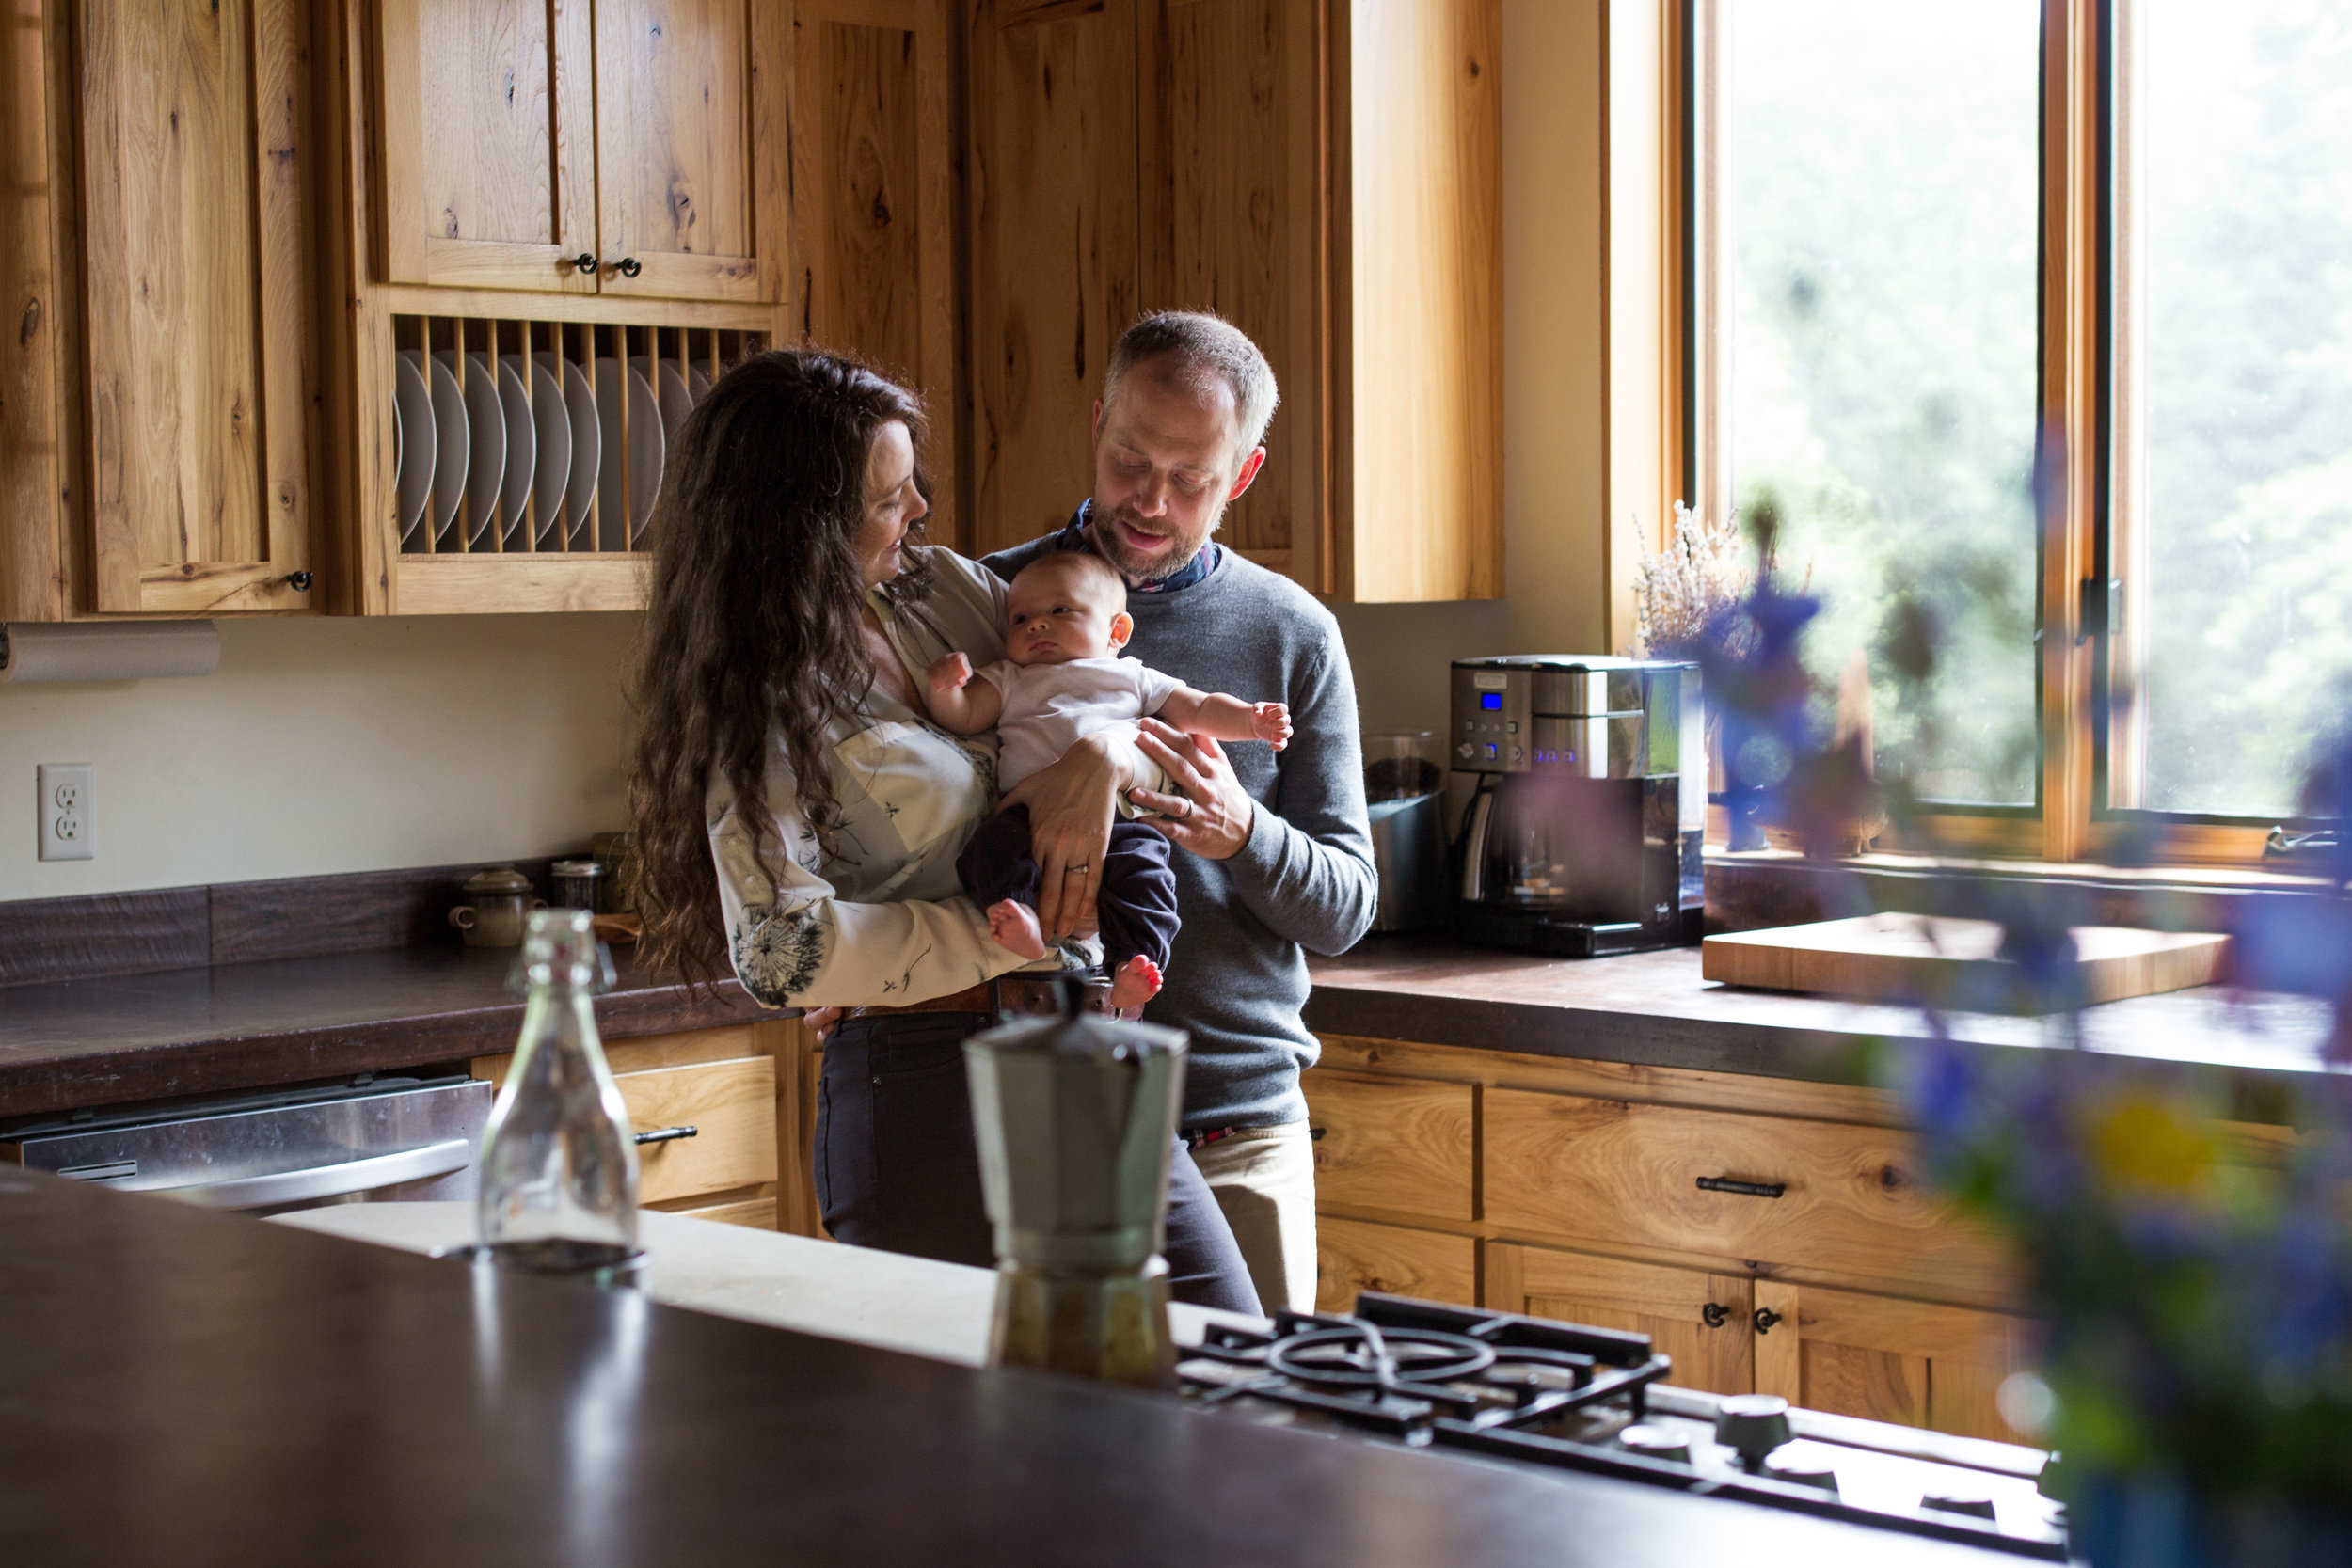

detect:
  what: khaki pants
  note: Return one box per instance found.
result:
[1186,1122,1319,1316]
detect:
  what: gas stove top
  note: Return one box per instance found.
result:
[1177,1293,2067,1560]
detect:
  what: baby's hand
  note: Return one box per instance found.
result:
[928,652,973,696]
[1252,702,1293,751]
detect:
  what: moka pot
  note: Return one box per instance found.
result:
[962,981,1188,1389]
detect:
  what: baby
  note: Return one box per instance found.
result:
[925,549,1292,1010]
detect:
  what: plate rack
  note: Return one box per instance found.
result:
[387,315,768,560]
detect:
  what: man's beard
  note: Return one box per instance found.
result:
[1091,499,1225,582]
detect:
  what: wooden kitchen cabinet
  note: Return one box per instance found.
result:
[965,0,1501,600]
[373,0,786,304]
[1,0,318,620]
[1306,1032,2034,1444]
[1486,1242,1756,1399]
[1751,1279,2035,1445]
[790,0,963,542]
[473,1022,784,1226]
[1317,1214,1476,1312]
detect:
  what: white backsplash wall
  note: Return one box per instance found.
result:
[2,613,641,901]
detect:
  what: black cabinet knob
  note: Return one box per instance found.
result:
[1752,1306,1784,1336]
[1700,1302,1728,1328]
[285,570,312,592]
[573,253,597,274]
[617,256,642,277]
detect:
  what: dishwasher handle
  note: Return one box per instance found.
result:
[126,1139,477,1211]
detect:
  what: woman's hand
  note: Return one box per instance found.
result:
[1001,732,1128,939]
[1130,718,1255,861]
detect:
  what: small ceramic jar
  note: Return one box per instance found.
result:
[449,865,548,947]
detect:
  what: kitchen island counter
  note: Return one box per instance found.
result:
[0,1166,2021,1567]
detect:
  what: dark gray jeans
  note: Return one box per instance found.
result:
[816,1010,1263,1317]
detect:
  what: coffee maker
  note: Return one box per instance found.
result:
[1450,656,1704,957]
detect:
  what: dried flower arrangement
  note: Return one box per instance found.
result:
[1631,501,1756,657]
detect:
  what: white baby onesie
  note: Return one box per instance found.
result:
[976,656,1186,791]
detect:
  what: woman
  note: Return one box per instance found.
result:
[628,350,1258,1313]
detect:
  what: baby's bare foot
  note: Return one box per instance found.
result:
[1106,955,1163,1011]
[988,898,1048,960]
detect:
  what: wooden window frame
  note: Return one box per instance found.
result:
[1652,0,2289,871]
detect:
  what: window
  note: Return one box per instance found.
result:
[1687,0,2352,861]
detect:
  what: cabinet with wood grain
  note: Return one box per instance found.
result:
[372,0,787,304]
[1,0,319,620]
[1302,1035,2036,1443]
[965,0,1501,601]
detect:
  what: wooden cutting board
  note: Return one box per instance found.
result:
[1702,913,2230,1011]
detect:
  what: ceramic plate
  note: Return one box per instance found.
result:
[594,358,664,550]
[435,350,506,546]
[405,349,469,544]
[392,352,436,546]
[687,363,712,404]
[630,356,695,466]
[467,353,536,546]
[535,353,600,547]
[523,356,573,548]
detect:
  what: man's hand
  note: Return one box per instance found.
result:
[1000,732,1128,938]
[1251,702,1293,751]
[928,651,973,699]
[802,1006,842,1042]
[1130,717,1255,861]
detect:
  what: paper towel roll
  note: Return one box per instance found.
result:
[1,621,221,682]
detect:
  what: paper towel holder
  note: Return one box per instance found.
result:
[0,621,222,683]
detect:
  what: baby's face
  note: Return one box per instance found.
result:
[1005,566,1127,665]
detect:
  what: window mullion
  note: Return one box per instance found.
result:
[2039,0,2105,862]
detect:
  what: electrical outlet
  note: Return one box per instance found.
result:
[38,763,93,862]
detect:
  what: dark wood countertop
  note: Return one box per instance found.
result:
[1309,933,2339,1103]
[0,945,764,1118]
[0,1167,2012,1566]
[3,927,2336,1124]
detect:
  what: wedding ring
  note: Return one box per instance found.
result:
[1064,863,1090,875]
[1174,798,1194,819]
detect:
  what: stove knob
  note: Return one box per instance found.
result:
[1921,1487,1999,1520]
[1763,1449,1840,1496]
[1615,1424,1692,1465]
[1712,1394,1793,1470]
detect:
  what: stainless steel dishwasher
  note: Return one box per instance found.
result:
[2,1073,493,1213]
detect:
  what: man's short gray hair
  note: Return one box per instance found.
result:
[1103,310,1279,464]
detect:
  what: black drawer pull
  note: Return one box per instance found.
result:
[634,1125,698,1146]
[1753,1306,1784,1336]
[1696,1175,1786,1199]
[1700,1302,1728,1328]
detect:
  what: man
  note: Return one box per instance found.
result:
[981,310,1377,1314]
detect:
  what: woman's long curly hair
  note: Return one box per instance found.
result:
[628,349,934,989]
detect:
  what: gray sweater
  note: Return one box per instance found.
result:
[981,535,1378,1128]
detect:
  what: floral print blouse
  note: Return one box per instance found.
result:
[707,548,1103,1010]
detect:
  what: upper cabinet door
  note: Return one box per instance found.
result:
[373,0,598,293]
[1137,0,1326,591]
[966,0,1140,559]
[593,0,788,304]
[790,0,961,540]
[77,0,312,612]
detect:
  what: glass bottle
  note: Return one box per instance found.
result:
[475,909,640,1274]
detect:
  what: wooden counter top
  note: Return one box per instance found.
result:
[0,1167,2019,1566]
[1309,934,2339,1103]
[0,944,763,1118]
[2,928,2336,1124]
